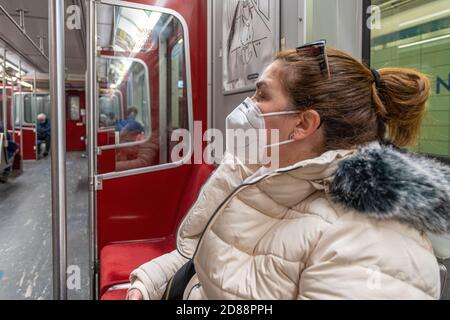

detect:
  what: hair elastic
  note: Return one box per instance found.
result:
[371,68,382,88]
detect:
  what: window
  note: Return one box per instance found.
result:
[96,4,191,174]
[24,95,33,124]
[13,94,20,126]
[97,56,150,141]
[68,96,81,121]
[370,0,450,157]
[35,95,51,119]
[14,93,51,125]
[169,39,185,130]
[99,89,122,128]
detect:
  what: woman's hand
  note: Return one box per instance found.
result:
[126,289,144,300]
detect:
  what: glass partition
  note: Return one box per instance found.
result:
[14,93,51,125]
[96,3,191,173]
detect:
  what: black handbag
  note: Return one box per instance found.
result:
[162,259,196,300]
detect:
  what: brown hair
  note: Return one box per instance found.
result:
[274,48,431,149]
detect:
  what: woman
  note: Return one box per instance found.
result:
[127,46,450,300]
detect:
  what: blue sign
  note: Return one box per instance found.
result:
[0,271,3,280]
[437,74,450,94]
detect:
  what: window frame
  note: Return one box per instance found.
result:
[361,0,371,66]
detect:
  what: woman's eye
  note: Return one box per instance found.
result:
[255,92,265,101]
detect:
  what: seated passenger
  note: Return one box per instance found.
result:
[127,46,450,300]
[0,122,18,183]
[115,107,144,133]
[0,122,17,161]
[36,113,51,158]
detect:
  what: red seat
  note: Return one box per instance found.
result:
[100,238,176,298]
[101,289,128,300]
[99,163,215,300]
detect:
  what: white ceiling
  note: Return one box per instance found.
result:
[0,0,86,75]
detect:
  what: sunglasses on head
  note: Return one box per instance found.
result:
[296,39,331,80]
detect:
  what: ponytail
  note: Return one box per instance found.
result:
[372,67,431,147]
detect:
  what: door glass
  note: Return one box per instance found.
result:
[35,94,51,118]
[23,95,33,124]
[13,94,20,126]
[68,96,81,121]
[96,3,191,173]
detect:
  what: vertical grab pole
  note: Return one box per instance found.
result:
[11,79,15,135]
[18,59,23,158]
[49,0,68,300]
[86,0,98,300]
[2,49,7,142]
[33,70,37,159]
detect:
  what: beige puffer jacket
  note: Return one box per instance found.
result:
[129,142,450,300]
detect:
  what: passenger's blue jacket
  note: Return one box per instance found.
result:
[0,123,18,159]
[37,119,51,137]
[115,117,144,133]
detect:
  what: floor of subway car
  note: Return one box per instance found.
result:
[0,152,89,300]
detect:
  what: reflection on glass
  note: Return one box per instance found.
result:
[99,89,121,128]
[114,7,162,53]
[371,0,450,157]
[96,4,190,174]
[69,96,81,121]
[97,56,149,141]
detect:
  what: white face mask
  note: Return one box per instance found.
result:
[225,97,300,163]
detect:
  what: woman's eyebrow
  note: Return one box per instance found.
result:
[256,81,268,91]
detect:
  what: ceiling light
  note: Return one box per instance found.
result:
[398,34,450,49]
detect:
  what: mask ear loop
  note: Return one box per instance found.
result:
[264,138,296,149]
[257,110,301,117]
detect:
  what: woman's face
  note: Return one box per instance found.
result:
[250,61,299,149]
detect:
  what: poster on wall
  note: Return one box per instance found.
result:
[222,0,280,95]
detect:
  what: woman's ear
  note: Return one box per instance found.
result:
[291,110,322,141]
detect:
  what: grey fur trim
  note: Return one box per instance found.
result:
[329,144,450,233]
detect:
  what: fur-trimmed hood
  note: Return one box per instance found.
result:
[330,142,450,234]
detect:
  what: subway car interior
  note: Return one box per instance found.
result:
[0,0,449,300]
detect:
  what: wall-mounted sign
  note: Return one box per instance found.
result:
[222,0,280,95]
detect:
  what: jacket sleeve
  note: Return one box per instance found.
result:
[297,215,441,300]
[128,249,188,300]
